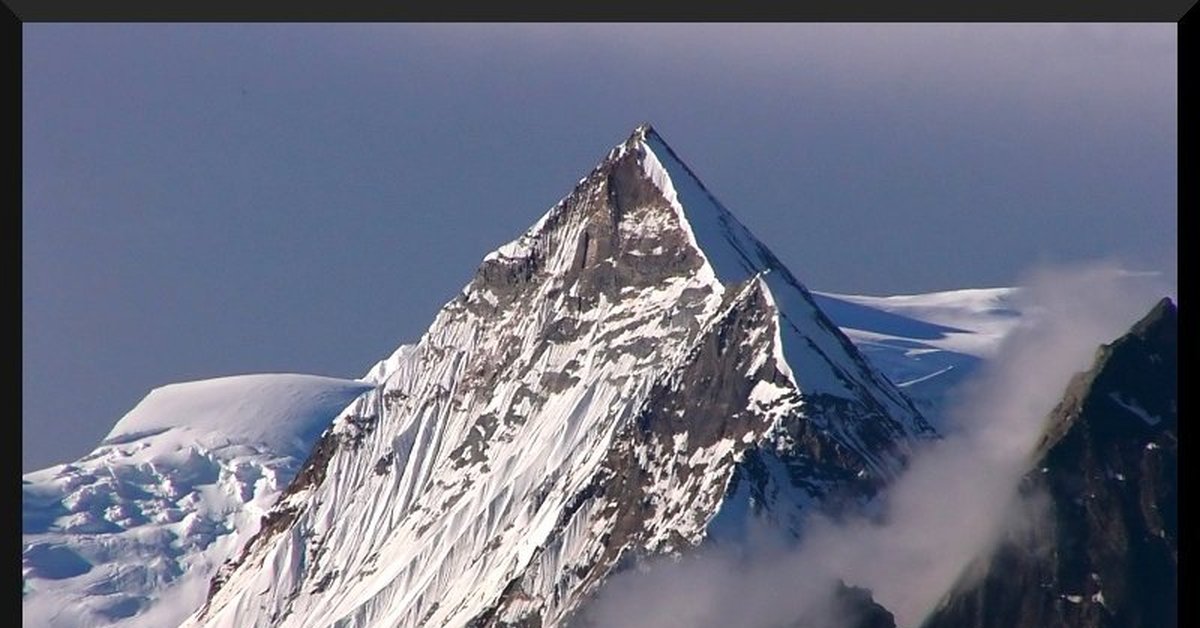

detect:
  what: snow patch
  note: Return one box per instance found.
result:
[105,373,373,461]
[23,373,372,628]
[1108,392,1161,426]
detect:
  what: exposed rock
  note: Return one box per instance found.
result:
[923,299,1177,628]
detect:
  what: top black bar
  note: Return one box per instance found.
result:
[4,0,1198,23]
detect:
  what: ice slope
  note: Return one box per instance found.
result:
[812,288,1023,425]
[189,125,934,628]
[21,374,373,628]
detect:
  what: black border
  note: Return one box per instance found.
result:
[10,3,1191,626]
[1,1,1197,22]
[8,1,23,619]
[1177,11,1194,628]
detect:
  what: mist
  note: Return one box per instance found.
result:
[579,262,1172,628]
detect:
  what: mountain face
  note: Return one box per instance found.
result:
[186,125,934,628]
[18,297,999,628]
[922,298,1177,628]
[22,374,374,628]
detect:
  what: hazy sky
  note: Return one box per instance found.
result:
[23,24,1176,471]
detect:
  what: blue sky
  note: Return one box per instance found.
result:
[22,24,1176,471]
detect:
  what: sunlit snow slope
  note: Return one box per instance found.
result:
[21,374,373,628]
[813,288,1023,426]
[188,125,937,628]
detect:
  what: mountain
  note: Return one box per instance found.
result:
[811,288,1022,427]
[184,124,935,628]
[21,374,373,628]
[921,297,1177,628]
[19,294,1019,627]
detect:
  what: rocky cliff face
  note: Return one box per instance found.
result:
[922,298,1177,628]
[186,125,933,628]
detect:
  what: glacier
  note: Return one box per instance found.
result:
[21,374,373,628]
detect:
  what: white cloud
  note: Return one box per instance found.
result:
[580,261,1172,628]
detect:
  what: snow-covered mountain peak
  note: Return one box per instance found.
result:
[471,125,911,408]
[187,126,933,628]
[481,124,751,283]
[25,124,1052,628]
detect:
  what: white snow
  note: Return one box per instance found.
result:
[642,131,761,284]
[749,380,793,408]
[22,373,372,628]
[811,287,1024,426]
[641,131,921,404]
[363,345,417,386]
[814,287,1021,359]
[1108,392,1162,426]
[895,365,957,388]
[103,373,372,461]
[637,134,721,289]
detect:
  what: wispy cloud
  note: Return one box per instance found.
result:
[579,261,1172,628]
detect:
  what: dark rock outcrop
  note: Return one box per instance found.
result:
[923,298,1177,628]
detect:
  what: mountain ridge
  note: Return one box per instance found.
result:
[22,284,1006,628]
[186,125,934,628]
[32,125,1131,628]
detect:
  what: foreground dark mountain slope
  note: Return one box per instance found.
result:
[923,297,1177,628]
[186,125,933,628]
